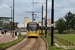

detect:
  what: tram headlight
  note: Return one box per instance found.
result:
[29,31,30,33]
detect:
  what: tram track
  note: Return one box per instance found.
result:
[30,37,40,50]
[17,38,39,50]
[16,38,30,50]
[5,36,47,50]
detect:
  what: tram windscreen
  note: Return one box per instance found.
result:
[28,24,37,31]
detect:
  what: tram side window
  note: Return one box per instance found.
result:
[27,24,29,30]
[37,24,39,30]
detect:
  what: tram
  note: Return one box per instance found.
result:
[27,21,39,37]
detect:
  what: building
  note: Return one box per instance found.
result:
[39,18,55,27]
[47,19,51,27]
[18,17,55,28]
[0,17,12,27]
[18,17,29,28]
[47,19,51,25]
[0,17,18,30]
[23,17,29,24]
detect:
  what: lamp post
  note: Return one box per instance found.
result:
[13,0,14,37]
[51,0,54,46]
[10,6,12,35]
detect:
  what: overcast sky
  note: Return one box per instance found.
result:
[0,0,75,25]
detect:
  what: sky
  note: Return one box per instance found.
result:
[0,0,75,25]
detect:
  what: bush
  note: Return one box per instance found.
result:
[54,32,59,34]
[47,32,59,34]
[63,32,70,34]
[71,32,75,34]
[47,32,51,34]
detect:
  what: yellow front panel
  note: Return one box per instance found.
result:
[27,30,39,37]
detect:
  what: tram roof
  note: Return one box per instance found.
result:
[27,21,39,24]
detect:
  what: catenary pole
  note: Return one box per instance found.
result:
[42,5,43,26]
[45,0,47,37]
[51,0,54,46]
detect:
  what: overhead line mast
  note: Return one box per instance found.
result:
[32,0,34,21]
[26,1,45,21]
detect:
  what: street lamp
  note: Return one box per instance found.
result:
[10,6,12,35]
[12,0,14,37]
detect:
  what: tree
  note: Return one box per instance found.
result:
[8,22,17,30]
[1,23,5,28]
[55,18,67,33]
[8,22,12,30]
[64,11,75,30]
[71,16,75,30]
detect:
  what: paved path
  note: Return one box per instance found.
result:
[0,35,15,44]
[0,35,3,39]
[0,31,27,44]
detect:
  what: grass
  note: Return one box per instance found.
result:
[54,34,75,50]
[41,35,64,50]
[0,35,25,49]
[55,38,69,46]
[54,34,75,43]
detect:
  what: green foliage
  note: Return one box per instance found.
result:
[55,18,67,33]
[55,34,75,43]
[54,32,59,34]
[72,17,75,30]
[47,32,51,34]
[41,35,64,50]
[55,38,69,46]
[1,23,5,28]
[47,32,59,34]
[8,22,17,30]
[64,11,75,30]
[71,32,75,34]
[63,32,70,34]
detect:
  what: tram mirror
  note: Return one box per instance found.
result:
[27,24,29,30]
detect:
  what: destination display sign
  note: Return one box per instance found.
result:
[29,22,37,24]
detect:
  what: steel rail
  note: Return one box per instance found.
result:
[16,38,30,50]
[30,37,40,50]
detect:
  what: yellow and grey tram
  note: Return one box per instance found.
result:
[27,21,39,37]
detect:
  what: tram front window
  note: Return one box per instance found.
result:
[29,24,37,31]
